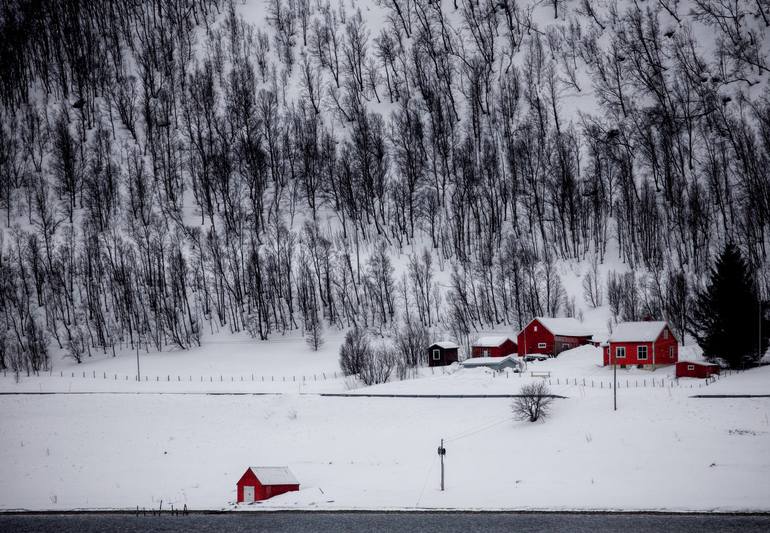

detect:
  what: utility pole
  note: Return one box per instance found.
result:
[136,342,141,382]
[613,349,617,411]
[437,439,446,491]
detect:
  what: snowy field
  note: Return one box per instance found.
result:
[2,341,769,512]
[2,386,768,512]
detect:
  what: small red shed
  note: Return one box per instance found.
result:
[428,341,459,367]
[471,336,517,358]
[517,317,592,357]
[236,466,300,503]
[603,321,678,368]
[676,361,720,379]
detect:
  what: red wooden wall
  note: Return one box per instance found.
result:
[471,339,517,358]
[237,469,300,502]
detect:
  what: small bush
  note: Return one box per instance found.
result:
[360,344,398,386]
[512,381,555,422]
[339,327,370,377]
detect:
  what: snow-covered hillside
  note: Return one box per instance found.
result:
[2,0,770,514]
[1,0,770,373]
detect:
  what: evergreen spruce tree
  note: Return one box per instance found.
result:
[691,244,769,368]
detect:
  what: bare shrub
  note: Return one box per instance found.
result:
[359,343,397,385]
[395,318,429,367]
[512,381,555,422]
[339,327,370,376]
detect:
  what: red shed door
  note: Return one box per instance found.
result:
[243,485,256,502]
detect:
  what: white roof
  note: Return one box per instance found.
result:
[533,317,592,337]
[462,355,520,367]
[248,466,299,485]
[430,341,459,349]
[473,336,513,347]
[608,321,668,343]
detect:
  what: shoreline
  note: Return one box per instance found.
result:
[3,509,770,516]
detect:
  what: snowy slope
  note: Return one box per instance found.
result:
[1,387,768,511]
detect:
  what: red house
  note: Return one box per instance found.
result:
[471,336,517,358]
[517,317,592,357]
[427,341,459,367]
[236,466,300,503]
[603,321,678,368]
[676,361,720,379]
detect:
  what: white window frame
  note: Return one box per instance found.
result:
[432,349,441,361]
[637,345,648,360]
[687,364,695,371]
[534,326,538,332]
[615,346,626,358]
[663,328,669,340]
[562,343,571,350]
[482,349,489,357]
[537,342,547,349]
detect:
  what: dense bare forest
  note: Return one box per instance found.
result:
[0,0,769,372]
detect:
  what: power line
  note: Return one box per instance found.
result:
[444,416,510,443]
[415,454,437,507]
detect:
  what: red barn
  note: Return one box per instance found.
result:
[471,336,517,358]
[427,341,459,367]
[676,361,720,379]
[517,317,592,357]
[236,466,299,503]
[603,321,678,368]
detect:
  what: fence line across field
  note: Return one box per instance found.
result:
[1,365,733,389]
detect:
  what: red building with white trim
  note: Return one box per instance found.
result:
[675,361,720,379]
[517,317,592,357]
[471,336,517,358]
[603,321,678,368]
[237,466,300,503]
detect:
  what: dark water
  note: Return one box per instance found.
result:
[2,512,769,533]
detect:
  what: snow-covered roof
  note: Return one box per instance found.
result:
[473,336,513,347]
[533,317,592,337]
[462,355,521,368]
[678,360,719,367]
[248,467,299,485]
[430,341,459,349]
[608,321,668,343]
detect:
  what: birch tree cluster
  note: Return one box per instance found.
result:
[1,0,769,370]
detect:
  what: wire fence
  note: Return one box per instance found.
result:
[489,368,737,389]
[0,363,464,384]
[0,365,738,390]
[1,368,347,384]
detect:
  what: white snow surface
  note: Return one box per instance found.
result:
[431,341,460,350]
[247,467,299,486]
[2,343,769,512]
[609,322,669,343]
[473,336,514,348]
[461,355,518,367]
[533,317,593,338]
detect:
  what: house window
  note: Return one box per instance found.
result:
[663,329,669,340]
[638,346,648,360]
[537,342,546,349]
[432,349,441,361]
[669,346,674,359]
[483,349,489,357]
[615,346,626,358]
[534,326,538,332]
[562,343,571,350]
[687,364,695,370]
